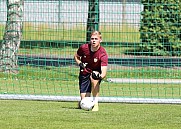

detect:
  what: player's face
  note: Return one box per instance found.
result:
[90,35,102,48]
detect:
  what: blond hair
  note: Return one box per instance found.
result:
[90,31,102,39]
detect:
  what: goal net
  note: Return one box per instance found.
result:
[0,0,181,104]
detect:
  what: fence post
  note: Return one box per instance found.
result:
[86,0,99,43]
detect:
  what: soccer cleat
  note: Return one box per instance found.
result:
[92,103,99,111]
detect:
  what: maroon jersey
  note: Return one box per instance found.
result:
[77,43,108,75]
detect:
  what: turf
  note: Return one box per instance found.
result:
[0,100,181,129]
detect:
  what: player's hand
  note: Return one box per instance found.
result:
[79,62,86,69]
[92,71,102,80]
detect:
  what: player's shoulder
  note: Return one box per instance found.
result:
[99,46,107,54]
[80,43,89,49]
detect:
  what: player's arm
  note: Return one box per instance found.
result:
[74,53,86,69]
[74,53,81,65]
[100,53,108,79]
[100,66,107,79]
[92,66,107,80]
[92,53,108,80]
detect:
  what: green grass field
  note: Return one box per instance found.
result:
[0,23,181,129]
[0,100,181,129]
[0,23,140,43]
[0,66,181,98]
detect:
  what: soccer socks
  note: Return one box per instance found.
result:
[92,97,99,111]
[93,97,98,104]
[92,103,99,111]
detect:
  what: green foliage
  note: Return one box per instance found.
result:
[0,25,5,39]
[139,0,181,56]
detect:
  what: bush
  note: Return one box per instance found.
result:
[139,0,181,56]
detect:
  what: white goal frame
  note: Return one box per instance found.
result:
[1,94,181,104]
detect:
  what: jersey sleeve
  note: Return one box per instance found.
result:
[101,52,108,66]
[77,45,84,56]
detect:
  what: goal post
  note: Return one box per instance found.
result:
[0,0,181,104]
[1,94,181,104]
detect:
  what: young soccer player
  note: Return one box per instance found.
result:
[74,31,108,111]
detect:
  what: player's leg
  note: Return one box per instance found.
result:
[78,92,91,109]
[91,79,100,103]
[91,78,100,111]
[80,92,91,99]
[78,74,91,109]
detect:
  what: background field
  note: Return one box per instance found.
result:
[0,100,181,129]
[1,66,181,98]
[0,0,181,128]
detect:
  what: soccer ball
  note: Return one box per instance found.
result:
[80,97,95,111]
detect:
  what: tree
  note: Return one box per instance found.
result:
[0,0,23,74]
[139,0,181,56]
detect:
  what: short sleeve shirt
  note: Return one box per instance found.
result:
[77,43,108,74]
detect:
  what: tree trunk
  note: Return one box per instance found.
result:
[0,0,23,74]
